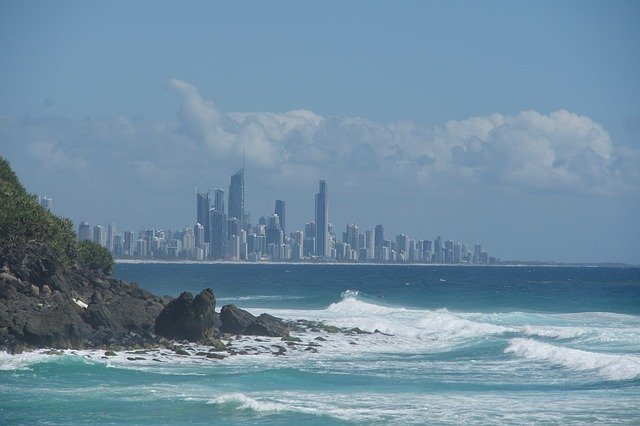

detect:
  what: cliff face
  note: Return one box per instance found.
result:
[0,242,167,353]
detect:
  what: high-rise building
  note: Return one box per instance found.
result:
[194,223,205,248]
[123,230,134,256]
[365,229,375,260]
[93,225,105,247]
[435,236,443,263]
[274,200,286,235]
[107,223,116,252]
[210,209,227,259]
[266,214,282,247]
[213,188,225,213]
[38,195,52,211]
[228,168,244,224]
[196,191,211,243]
[314,180,328,257]
[78,221,91,241]
[396,234,409,261]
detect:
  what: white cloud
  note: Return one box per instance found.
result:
[1,80,638,199]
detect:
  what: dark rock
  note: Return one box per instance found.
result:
[0,242,167,353]
[154,289,217,342]
[83,292,120,331]
[219,304,256,334]
[243,313,289,337]
[206,353,225,360]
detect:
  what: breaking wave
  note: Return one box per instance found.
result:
[505,338,640,381]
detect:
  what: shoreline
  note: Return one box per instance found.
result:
[115,259,637,268]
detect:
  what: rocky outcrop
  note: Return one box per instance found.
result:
[243,313,289,337]
[154,289,217,342]
[219,304,289,337]
[220,304,256,334]
[0,242,167,353]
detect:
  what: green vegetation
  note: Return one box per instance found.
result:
[0,155,113,275]
[78,240,114,275]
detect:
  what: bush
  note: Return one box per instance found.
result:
[0,156,78,267]
[78,240,114,275]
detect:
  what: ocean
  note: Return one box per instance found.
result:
[1,264,639,424]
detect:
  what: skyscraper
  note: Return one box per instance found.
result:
[274,200,286,235]
[228,168,244,224]
[107,222,116,252]
[78,221,91,241]
[93,225,105,247]
[213,188,225,213]
[315,180,328,257]
[38,195,52,211]
[210,209,227,259]
[196,191,211,243]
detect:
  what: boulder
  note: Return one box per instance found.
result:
[154,289,217,342]
[83,291,119,331]
[244,314,289,337]
[219,304,256,334]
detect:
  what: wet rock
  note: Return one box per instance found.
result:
[219,304,256,334]
[83,292,119,331]
[154,289,217,342]
[243,314,288,338]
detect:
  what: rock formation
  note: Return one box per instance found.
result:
[219,304,289,337]
[154,289,217,342]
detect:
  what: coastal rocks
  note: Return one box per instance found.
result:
[219,304,255,334]
[244,314,288,337]
[0,242,168,353]
[154,289,217,342]
[82,292,119,331]
[219,304,289,337]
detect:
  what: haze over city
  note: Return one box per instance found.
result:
[1,1,639,263]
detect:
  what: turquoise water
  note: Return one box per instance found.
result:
[2,264,639,424]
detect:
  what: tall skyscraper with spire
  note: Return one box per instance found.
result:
[315,180,328,257]
[228,168,244,227]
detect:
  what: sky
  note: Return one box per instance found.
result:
[0,0,639,263]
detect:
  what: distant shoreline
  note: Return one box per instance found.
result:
[115,259,638,268]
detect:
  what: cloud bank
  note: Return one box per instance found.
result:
[1,79,638,217]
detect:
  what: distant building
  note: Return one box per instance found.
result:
[213,188,225,214]
[210,209,227,259]
[78,221,91,241]
[38,196,52,211]
[274,200,286,235]
[194,223,205,249]
[228,168,244,226]
[314,180,328,257]
[93,225,105,247]
[107,223,116,252]
[123,230,135,256]
[196,191,211,243]
[365,229,375,260]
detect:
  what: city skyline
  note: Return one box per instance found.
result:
[1,2,638,264]
[70,166,498,264]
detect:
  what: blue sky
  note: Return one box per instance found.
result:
[1,1,639,263]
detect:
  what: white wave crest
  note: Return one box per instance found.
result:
[505,338,640,381]
[208,393,291,413]
[0,351,49,370]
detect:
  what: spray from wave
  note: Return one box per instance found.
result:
[505,338,640,381]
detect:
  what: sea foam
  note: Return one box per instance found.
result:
[505,338,640,381]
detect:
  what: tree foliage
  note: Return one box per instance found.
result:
[77,240,114,275]
[0,155,86,271]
